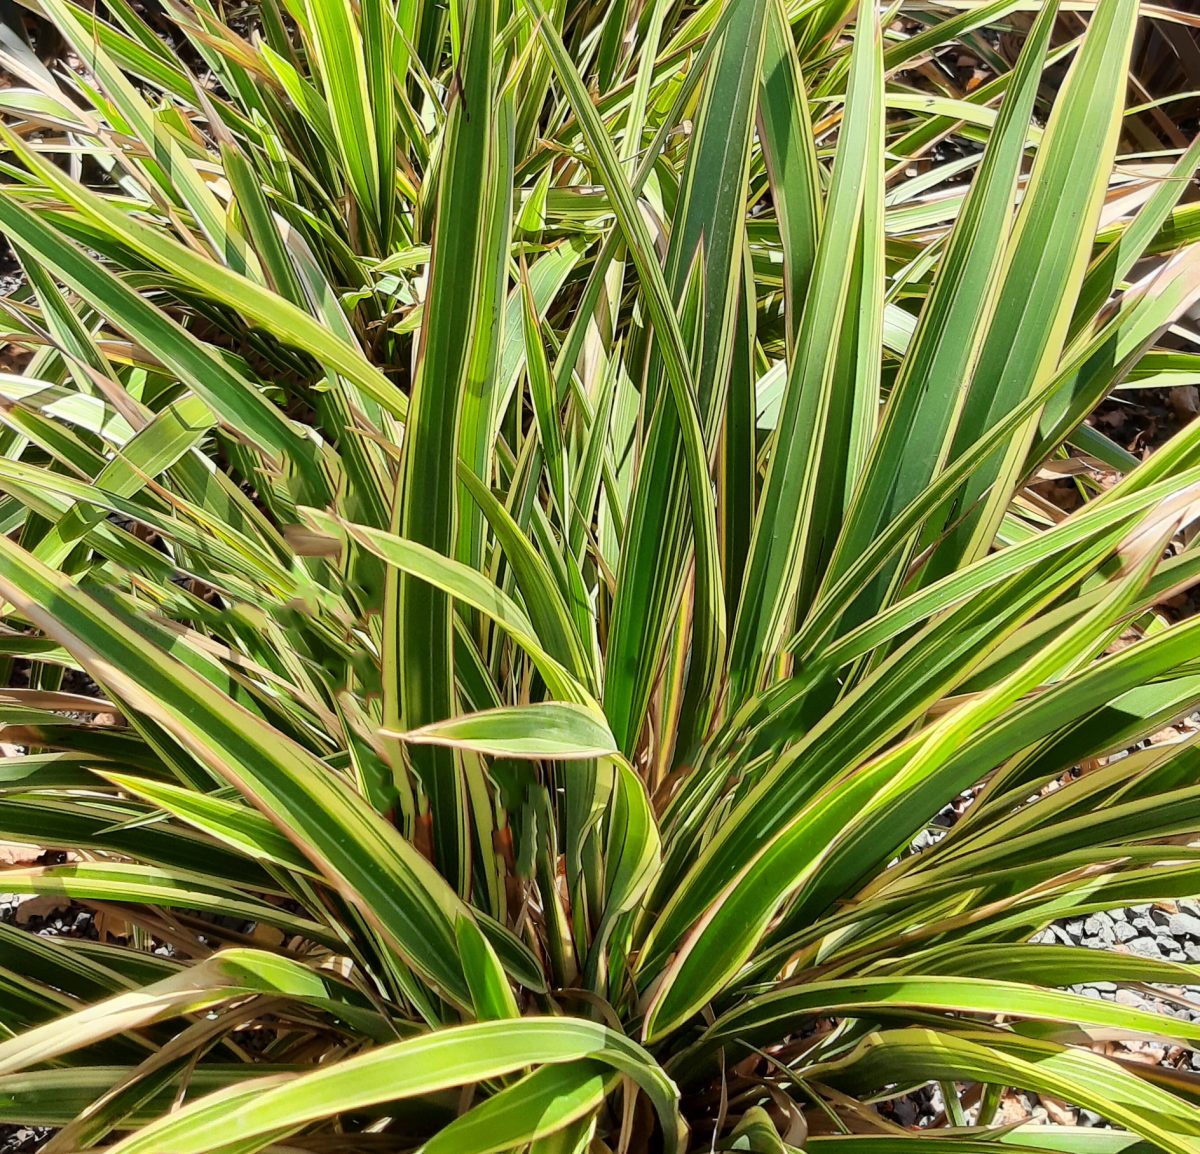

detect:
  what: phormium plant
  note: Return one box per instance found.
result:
[0,0,1199,1148]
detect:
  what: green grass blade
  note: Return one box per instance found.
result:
[680,975,1200,1079]
[300,509,593,705]
[925,0,1139,577]
[525,0,729,746]
[37,0,249,271]
[105,1019,682,1154]
[2,128,405,422]
[384,0,500,892]
[728,0,882,702]
[757,0,821,345]
[423,1062,609,1154]
[813,1029,1200,1154]
[0,536,475,1008]
[822,0,1059,629]
[305,0,385,250]
[0,193,320,483]
[395,702,617,760]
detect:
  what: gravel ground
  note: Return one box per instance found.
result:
[0,237,22,299]
[0,1130,47,1154]
[1044,903,1200,970]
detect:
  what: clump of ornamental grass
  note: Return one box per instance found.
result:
[0,0,1199,1148]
